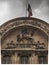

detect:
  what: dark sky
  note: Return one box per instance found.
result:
[0,0,49,25]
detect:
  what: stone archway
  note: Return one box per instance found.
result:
[0,17,49,64]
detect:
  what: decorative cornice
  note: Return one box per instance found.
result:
[0,17,49,36]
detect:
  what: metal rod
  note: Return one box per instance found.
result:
[26,0,28,17]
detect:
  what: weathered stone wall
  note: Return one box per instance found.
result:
[0,17,49,64]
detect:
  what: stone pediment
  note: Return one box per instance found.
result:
[1,17,48,64]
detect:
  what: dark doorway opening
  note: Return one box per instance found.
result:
[18,51,32,64]
[20,56,29,64]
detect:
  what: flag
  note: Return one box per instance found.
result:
[27,4,32,17]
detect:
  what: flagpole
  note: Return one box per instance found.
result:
[26,0,28,17]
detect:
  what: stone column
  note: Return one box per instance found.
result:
[16,55,20,64]
[46,55,48,64]
[29,53,39,64]
[14,52,19,64]
[29,55,32,64]
[11,52,20,64]
[11,54,15,64]
[1,55,3,64]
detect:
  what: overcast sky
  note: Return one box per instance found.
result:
[0,0,49,25]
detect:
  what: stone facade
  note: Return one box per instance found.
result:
[0,17,49,64]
